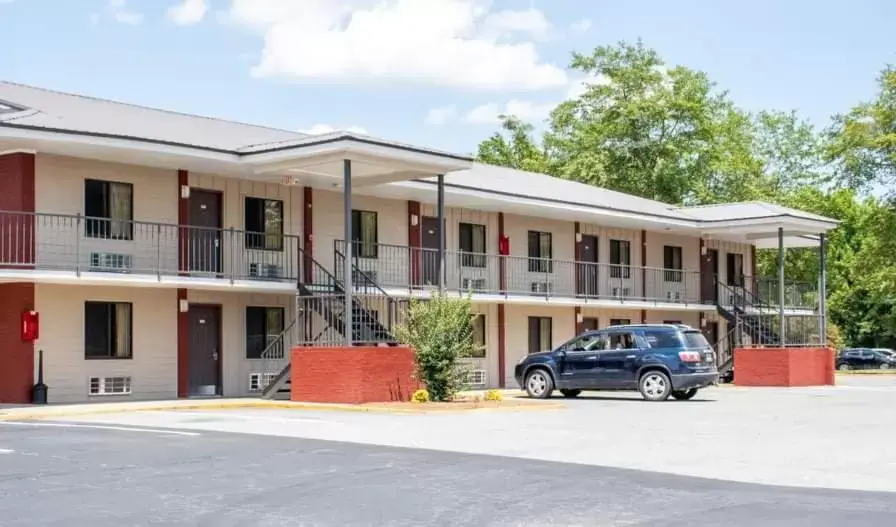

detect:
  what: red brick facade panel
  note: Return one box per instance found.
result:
[734,347,835,387]
[0,153,36,268]
[290,346,419,404]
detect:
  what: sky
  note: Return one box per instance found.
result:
[1,0,894,155]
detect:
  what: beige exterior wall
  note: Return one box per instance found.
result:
[187,289,296,397]
[188,173,303,280]
[644,231,701,302]
[34,283,178,404]
[34,154,180,272]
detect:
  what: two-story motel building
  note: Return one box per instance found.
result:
[0,81,837,404]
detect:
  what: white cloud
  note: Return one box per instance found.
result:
[300,124,368,135]
[426,73,612,126]
[481,8,551,41]
[92,0,143,25]
[167,0,207,25]
[463,100,556,125]
[224,0,567,91]
[569,18,592,34]
[114,10,144,25]
[425,105,458,126]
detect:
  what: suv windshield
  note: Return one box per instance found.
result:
[681,330,710,349]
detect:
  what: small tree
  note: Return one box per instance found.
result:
[394,293,481,401]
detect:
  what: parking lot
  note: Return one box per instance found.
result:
[2,375,895,525]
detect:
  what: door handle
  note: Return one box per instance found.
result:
[625,355,636,359]
[212,352,219,361]
[585,355,598,360]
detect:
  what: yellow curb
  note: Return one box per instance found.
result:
[0,399,565,421]
[835,371,896,375]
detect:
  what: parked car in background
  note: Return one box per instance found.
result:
[836,348,896,370]
[514,324,719,401]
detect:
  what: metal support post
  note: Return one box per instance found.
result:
[778,227,786,346]
[343,160,353,346]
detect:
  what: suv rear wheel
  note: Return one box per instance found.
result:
[639,371,672,401]
[671,388,698,401]
[524,369,554,399]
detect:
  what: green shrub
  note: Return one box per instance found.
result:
[394,293,481,402]
[411,389,430,404]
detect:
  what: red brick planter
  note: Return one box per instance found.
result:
[290,346,419,404]
[734,347,835,387]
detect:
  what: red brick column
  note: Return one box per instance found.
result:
[408,200,421,286]
[734,347,835,386]
[303,187,314,283]
[497,304,506,388]
[176,288,189,398]
[0,152,36,269]
[0,283,35,403]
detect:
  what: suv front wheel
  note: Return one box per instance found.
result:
[639,371,672,401]
[524,369,554,399]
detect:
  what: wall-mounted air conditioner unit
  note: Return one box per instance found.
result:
[530,281,551,294]
[88,376,132,396]
[462,278,488,291]
[352,269,378,285]
[89,252,133,272]
[666,291,682,301]
[248,372,279,392]
[612,287,631,298]
[249,263,282,279]
[463,369,487,387]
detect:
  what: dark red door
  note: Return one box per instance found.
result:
[577,235,599,296]
[188,304,221,396]
[421,216,440,286]
[188,189,222,275]
[701,248,719,303]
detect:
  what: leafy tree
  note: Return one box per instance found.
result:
[474,41,896,348]
[825,65,896,192]
[393,293,481,401]
[476,117,551,174]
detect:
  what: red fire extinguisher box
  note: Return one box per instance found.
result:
[22,310,39,342]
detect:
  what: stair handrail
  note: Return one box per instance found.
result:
[258,317,299,397]
[297,245,342,292]
[334,242,408,333]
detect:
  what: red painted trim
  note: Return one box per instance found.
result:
[574,222,581,296]
[497,303,506,388]
[575,306,583,334]
[640,229,647,299]
[498,212,506,292]
[0,153,36,268]
[750,244,757,295]
[0,283,35,403]
[176,288,189,398]
[408,200,421,285]
[177,169,189,275]
[303,187,314,283]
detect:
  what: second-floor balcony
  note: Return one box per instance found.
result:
[0,211,301,286]
[334,241,818,309]
[0,211,818,308]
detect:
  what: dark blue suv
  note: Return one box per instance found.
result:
[514,324,719,401]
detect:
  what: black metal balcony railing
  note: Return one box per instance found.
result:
[335,240,818,308]
[335,240,698,304]
[0,211,300,282]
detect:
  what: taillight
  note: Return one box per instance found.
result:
[678,351,702,363]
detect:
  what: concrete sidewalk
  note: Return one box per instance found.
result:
[0,390,555,421]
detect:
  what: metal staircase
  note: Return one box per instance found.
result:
[259,247,406,399]
[714,279,781,383]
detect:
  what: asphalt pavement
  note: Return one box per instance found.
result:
[1,420,893,527]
